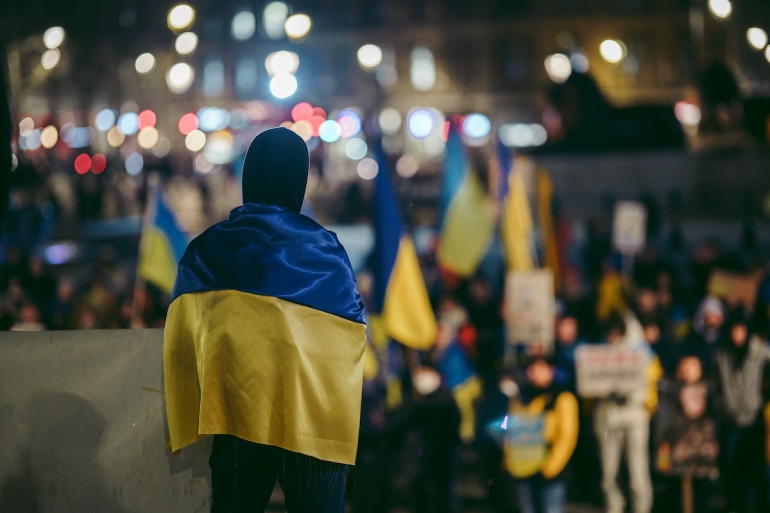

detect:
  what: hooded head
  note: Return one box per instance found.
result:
[242,127,309,212]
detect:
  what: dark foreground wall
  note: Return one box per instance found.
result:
[0,330,211,513]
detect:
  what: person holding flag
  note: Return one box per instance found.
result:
[164,127,366,513]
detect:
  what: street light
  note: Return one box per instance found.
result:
[599,39,626,64]
[747,28,768,50]
[284,14,311,40]
[708,0,732,20]
[357,45,383,69]
[168,4,195,31]
[270,74,298,99]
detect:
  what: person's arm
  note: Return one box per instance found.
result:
[645,355,663,413]
[541,392,579,479]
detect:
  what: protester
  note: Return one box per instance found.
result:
[713,310,770,513]
[594,313,661,513]
[684,296,727,373]
[503,357,579,513]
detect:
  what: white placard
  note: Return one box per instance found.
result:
[575,344,647,397]
[612,201,647,255]
[504,270,555,347]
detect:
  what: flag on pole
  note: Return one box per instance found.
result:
[372,148,437,350]
[537,169,561,291]
[138,189,189,294]
[501,158,535,271]
[440,125,469,223]
[437,125,496,277]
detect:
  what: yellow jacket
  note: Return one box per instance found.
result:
[504,390,579,479]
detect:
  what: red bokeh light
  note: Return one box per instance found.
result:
[441,121,451,142]
[178,113,199,135]
[138,110,157,129]
[74,153,91,174]
[308,115,325,137]
[291,102,313,122]
[91,154,107,174]
[312,107,327,120]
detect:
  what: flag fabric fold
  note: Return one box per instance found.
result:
[372,149,437,350]
[138,189,189,294]
[164,203,367,465]
[502,160,535,271]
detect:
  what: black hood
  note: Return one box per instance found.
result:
[241,127,309,212]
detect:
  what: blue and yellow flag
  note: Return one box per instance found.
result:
[501,157,535,271]
[372,149,437,350]
[164,203,367,465]
[437,124,496,277]
[138,190,189,294]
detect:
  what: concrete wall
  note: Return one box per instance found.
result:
[0,330,211,513]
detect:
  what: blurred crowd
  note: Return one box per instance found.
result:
[4,170,770,513]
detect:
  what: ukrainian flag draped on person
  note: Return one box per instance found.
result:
[164,128,366,466]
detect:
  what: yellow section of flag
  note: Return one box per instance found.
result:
[502,170,535,271]
[383,236,438,350]
[437,171,496,277]
[138,227,178,294]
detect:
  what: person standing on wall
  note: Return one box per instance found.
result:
[164,127,367,513]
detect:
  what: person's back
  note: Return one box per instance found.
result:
[164,128,366,513]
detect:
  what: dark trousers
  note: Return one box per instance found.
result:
[722,422,767,513]
[209,435,348,513]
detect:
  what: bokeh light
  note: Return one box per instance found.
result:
[40,126,58,149]
[168,4,195,31]
[284,14,311,40]
[462,114,491,139]
[74,154,91,174]
[185,129,206,151]
[269,73,298,99]
[166,63,195,94]
[178,112,199,135]
[318,120,341,143]
[117,112,139,136]
[708,0,732,19]
[357,45,383,69]
[107,126,125,147]
[291,120,313,141]
[138,110,156,129]
[408,109,434,139]
[410,46,436,91]
[291,102,313,122]
[91,154,107,175]
[263,2,289,40]
[60,124,94,148]
[379,108,402,135]
[197,107,231,132]
[19,117,34,137]
[137,127,160,149]
[204,130,234,164]
[125,152,144,175]
[766,46,770,63]
[345,138,368,160]
[570,51,590,73]
[545,54,571,83]
[498,123,548,148]
[337,110,362,138]
[747,28,768,50]
[674,102,702,127]
[175,32,198,54]
[95,109,116,131]
[265,51,299,76]
[135,53,156,74]
[599,40,626,64]
[396,155,418,178]
[43,27,65,49]
[21,129,42,151]
[231,11,256,41]
[195,154,215,174]
[357,158,378,180]
[152,137,172,158]
[41,49,61,70]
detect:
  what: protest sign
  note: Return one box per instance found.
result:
[504,413,547,478]
[612,201,647,255]
[654,380,719,479]
[708,269,762,309]
[575,344,647,397]
[505,269,555,348]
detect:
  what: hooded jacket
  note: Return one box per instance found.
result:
[164,128,366,465]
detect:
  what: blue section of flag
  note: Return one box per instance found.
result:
[440,125,468,224]
[153,191,189,264]
[172,203,365,324]
[371,146,403,313]
[496,139,512,203]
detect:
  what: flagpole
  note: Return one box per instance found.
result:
[131,174,159,328]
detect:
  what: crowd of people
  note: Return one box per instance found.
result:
[3,169,770,513]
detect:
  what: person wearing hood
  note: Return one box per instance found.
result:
[713,310,770,513]
[682,296,726,373]
[164,128,367,513]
